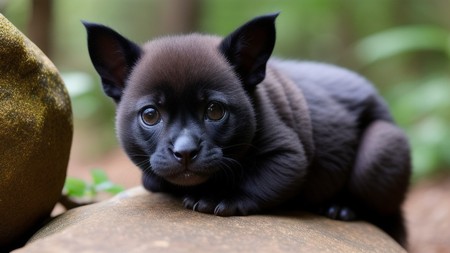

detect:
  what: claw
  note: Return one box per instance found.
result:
[192,201,200,211]
[213,206,221,216]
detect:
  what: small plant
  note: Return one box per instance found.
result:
[61,169,124,209]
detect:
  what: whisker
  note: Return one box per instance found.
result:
[214,156,244,187]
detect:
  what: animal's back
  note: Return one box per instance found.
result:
[271,60,393,125]
[268,60,396,204]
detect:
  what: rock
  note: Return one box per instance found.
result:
[15,187,405,253]
[0,14,72,251]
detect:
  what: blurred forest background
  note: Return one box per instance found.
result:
[1,0,450,181]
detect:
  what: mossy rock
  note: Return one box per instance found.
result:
[16,187,405,253]
[0,14,72,251]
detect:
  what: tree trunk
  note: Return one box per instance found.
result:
[158,0,202,35]
[28,0,53,58]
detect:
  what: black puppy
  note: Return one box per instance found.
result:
[83,13,411,246]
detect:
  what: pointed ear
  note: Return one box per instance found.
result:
[219,13,278,89]
[82,21,142,102]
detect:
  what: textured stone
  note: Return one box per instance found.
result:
[0,14,72,250]
[16,187,405,253]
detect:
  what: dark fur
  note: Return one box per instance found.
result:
[83,13,411,246]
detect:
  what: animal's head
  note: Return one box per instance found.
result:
[83,13,278,186]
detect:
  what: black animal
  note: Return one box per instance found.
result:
[83,13,411,246]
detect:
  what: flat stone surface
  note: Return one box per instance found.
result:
[15,187,405,253]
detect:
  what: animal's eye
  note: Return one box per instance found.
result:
[205,102,226,121]
[140,106,161,126]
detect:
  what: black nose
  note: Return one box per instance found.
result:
[171,133,199,164]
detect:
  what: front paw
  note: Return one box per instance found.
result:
[183,195,218,214]
[183,195,258,216]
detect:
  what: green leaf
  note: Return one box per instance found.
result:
[91,169,109,185]
[64,178,88,197]
[355,25,449,65]
[91,169,125,195]
[104,185,125,195]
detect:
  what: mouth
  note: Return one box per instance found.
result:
[165,171,209,186]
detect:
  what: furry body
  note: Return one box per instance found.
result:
[84,14,411,246]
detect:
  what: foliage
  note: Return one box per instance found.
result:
[354,25,450,179]
[63,169,124,199]
[355,26,450,64]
